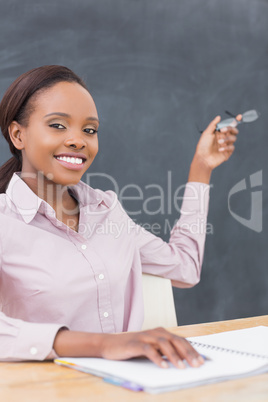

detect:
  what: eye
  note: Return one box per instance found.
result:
[84,128,98,135]
[49,123,66,129]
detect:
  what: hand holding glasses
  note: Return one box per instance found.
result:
[216,109,260,131]
[194,109,260,170]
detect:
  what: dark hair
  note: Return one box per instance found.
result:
[0,65,88,193]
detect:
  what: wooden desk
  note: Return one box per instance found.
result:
[1,315,267,401]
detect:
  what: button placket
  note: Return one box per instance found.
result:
[92,262,115,332]
[73,240,115,333]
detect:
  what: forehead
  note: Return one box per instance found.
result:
[32,81,98,117]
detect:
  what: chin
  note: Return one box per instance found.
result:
[47,173,83,187]
[60,177,82,186]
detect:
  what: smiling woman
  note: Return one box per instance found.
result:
[0,65,240,368]
[8,80,99,189]
[0,66,96,190]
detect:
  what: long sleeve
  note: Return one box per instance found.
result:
[0,312,64,361]
[131,182,210,287]
[0,238,66,362]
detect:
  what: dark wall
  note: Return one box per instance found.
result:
[0,0,267,325]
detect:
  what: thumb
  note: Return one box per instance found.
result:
[204,115,221,135]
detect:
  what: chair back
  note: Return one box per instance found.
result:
[141,273,177,330]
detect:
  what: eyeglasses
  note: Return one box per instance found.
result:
[216,109,260,131]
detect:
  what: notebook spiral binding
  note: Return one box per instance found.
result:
[189,341,268,361]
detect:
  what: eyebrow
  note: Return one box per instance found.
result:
[44,112,99,123]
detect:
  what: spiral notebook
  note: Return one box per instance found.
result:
[54,326,268,394]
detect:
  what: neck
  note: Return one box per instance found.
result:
[20,170,79,216]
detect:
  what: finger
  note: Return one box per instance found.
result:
[154,337,186,369]
[226,134,238,143]
[218,144,235,153]
[144,328,203,368]
[236,113,243,121]
[216,131,226,145]
[220,126,239,135]
[170,336,204,368]
[141,343,170,369]
[204,115,221,135]
[217,134,237,146]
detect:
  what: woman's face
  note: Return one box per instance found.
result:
[15,81,99,186]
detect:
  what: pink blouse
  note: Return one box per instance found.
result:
[0,172,209,361]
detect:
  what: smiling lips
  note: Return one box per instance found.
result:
[56,155,83,164]
[54,153,87,171]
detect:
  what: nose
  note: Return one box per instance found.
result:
[64,131,86,150]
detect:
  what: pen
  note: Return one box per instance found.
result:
[200,354,211,362]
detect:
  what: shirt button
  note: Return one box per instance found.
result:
[30,347,38,356]
[103,312,109,318]
[99,274,104,280]
[81,244,87,250]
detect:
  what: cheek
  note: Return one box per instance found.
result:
[24,132,54,163]
[90,137,99,157]
[26,128,55,150]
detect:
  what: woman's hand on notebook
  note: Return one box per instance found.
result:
[99,327,204,369]
[53,327,204,369]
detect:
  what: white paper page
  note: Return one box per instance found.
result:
[58,352,266,389]
[188,326,268,357]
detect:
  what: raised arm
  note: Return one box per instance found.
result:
[132,115,241,286]
[188,115,241,184]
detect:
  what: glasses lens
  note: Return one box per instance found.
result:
[216,118,237,130]
[242,110,259,122]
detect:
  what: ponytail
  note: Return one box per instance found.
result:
[0,155,22,193]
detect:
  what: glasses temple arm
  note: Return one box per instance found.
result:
[225,110,237,118]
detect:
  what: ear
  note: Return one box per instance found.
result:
[8,121,25,151]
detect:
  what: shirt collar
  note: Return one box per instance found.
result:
[6,172,110,224]
[68,179,109,209]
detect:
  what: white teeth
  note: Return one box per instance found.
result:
[56,156,84,165]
